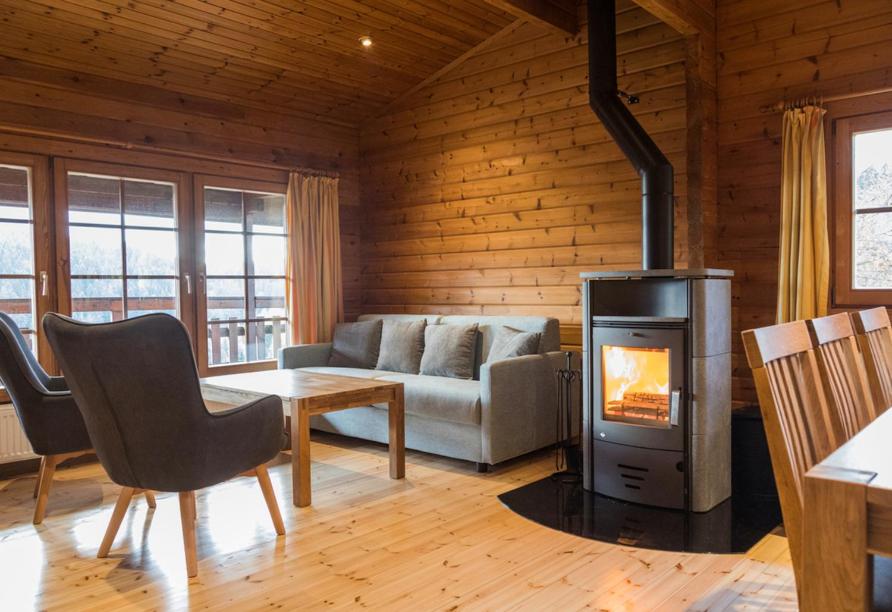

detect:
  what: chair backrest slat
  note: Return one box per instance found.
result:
[853,307,892,413]
[807,313,878,438]
[743,320,846,593]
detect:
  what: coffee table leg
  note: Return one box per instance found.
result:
[291,398,312,507]
[389,385,405,480]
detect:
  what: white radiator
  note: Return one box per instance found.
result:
[0,404,36,464]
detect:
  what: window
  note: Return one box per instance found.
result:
[197,177,288,370]
[0,153,53,394]
[54,160,195,337]
[834,111,892,306]
[0,165,37,352]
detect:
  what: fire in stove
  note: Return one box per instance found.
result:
[602,345,670,425]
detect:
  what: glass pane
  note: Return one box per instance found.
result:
[247,319,287,362]
[68,174,121,225]
[205,188,242,231]
[69,226,122,275]
[207,321,246,365]
[602,345,670,427]
[71,278,123,322]
[127,278,177,317]
[0,221,34,275]
[854,212,892,288]
[0,166,30,220]
[250,278,286,318]
[0,278,34,330]
[854,128,892,210]
[125,228,177,276]
[124,180,175,228]
[206,278,245,321]
[205,233,244,276]
[250,234,285,276]
[246,192,285,234]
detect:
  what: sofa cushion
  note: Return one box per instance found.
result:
[328,319,382,368]
[298,366,398,380]
[375,373,482,425]
[486,326,541,363]
[376,319,426,374]
[420,323,478,379]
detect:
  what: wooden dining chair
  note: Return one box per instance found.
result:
[742,320,847,598]
[852,306,892,414]
[807,312,879,439]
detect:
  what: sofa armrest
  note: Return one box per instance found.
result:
[277,343,332,369]
[479,351,566,464]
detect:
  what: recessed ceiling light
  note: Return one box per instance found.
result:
[359,36,373,48]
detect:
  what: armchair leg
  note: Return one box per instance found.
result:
[33,456,46,499]
[144,490,157,509]
[178,491,198,578]
[254,464,285,536]
[33,455,58,524]
[98,487,135,557]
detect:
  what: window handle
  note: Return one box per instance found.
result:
[184,273,192,295]
[39,271,48,297]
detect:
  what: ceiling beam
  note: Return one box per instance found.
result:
[631,0,714,37]
[484,0,578,35]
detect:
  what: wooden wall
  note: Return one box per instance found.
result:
[359,2,689,347]
[716,0,892,403]
[0,59,363,319]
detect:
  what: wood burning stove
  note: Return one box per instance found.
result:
[582,270,733,512]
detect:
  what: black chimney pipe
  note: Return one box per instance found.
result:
[588,0,674,270]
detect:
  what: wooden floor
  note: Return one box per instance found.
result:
[0,434,796,610]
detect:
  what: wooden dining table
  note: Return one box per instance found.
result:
[803,407,892,611]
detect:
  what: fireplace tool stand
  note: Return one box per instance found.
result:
[553,351,582,482]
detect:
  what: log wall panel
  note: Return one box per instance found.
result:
[716,0,892,404]
[360,9,689,348]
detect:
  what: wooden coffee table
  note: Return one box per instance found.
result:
[200,369,405,508]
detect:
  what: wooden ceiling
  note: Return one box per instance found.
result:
[0,0,516,126]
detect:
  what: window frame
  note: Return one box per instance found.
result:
[833,110,892,307]
[0,153,53,402]
[194,174,289,377]
[52,158,197,339]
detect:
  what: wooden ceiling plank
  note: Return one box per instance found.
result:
[483,0,579,34]
[0,12,384,118]
[224,0,488,57]
[180,0,455,77]
[19,0,414,97]
[0,41,361,126]
[308,0,508,45]
[632,0,714,36]
[85,0,421,86]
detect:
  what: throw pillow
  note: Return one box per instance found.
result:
[328,319,383,368]
[419,323,479,379]
[375,319,427,374]
[486,326,541,363]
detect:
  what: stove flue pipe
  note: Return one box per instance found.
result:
[588,0,674,270]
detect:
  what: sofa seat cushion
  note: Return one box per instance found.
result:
[375,373,481,425]
[298,366,397,380]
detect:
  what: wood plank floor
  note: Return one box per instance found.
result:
[0,433,796,610]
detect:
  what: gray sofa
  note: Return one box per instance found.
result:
[278,314,565,470]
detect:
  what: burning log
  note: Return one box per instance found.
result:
[606,391,669,419]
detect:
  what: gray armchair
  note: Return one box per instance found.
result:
[0,312,111,523]
[43,312,286,578]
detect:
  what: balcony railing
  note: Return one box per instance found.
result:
[0,296,288,366]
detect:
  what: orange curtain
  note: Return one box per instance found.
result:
[777,105,829,323]
[285,172,343,344]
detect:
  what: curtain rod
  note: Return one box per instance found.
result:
[760,86,892,113]
[290,166,340,179]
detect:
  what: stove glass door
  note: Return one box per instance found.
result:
[601,345,674,427]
